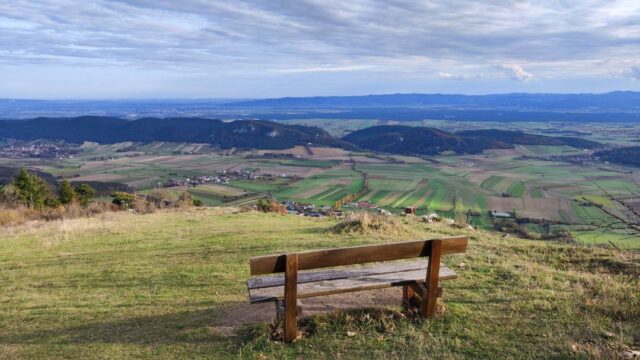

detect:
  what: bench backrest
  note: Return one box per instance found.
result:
[249,236,468,276]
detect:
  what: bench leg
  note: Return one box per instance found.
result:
[422,240,442,319]
[284,254,298,342]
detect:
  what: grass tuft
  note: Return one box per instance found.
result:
[330,212,407,235]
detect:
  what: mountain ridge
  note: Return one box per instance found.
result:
[0,116,353,150]
[0,116,603,155]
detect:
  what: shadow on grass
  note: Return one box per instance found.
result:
[0,308,232,345]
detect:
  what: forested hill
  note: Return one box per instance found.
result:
[456,129,604,149]
[595,146,640,167]
[0,117,603,155]
[343,126,603,155]
[342,125,511,155]
[0,116,353,150]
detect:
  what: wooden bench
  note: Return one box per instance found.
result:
[247,236,468,342]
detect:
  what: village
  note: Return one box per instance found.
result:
[0,139,77,159]
[161,169,290,188]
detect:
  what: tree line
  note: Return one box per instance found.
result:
[1,168,96,208]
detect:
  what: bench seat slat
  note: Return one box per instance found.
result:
[248,262,457,304]
[248,258,431,290]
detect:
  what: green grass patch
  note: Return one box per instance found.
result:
[0,208,638,358]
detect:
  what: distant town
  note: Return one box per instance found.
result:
[0,139,77,159]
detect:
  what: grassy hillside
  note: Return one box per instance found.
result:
[0,209,638,359]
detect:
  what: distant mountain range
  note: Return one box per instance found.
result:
[2,92,640,122]
[0,116,603,155]
[228,91,640,111]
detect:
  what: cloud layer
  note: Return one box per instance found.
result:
[1,0,639,98]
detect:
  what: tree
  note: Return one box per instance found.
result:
[74,183,96,206]
[11,168,55,208]
[58,179,77,205]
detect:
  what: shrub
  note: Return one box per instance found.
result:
[74,183,96,206]
[192,198,204,207]
[132,198,156,214]
[177,192,194,208]
[256,198,287,215]
[331,212,406,235]
[111,191,137,209]
[0,206,34,227]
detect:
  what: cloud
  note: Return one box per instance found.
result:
[1,0,639,97]
[271,65,372,74]
[437,71,487,81]
[497,65,534,82]
[631,66,640,80]
[438,72,465,80]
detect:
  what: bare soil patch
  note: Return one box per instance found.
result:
[214,287,403,329]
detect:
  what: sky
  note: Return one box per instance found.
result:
[1,0,639,99]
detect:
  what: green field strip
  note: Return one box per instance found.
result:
[480,175,505,191]
[188,193,224,206]
[390,188,424,208]
[572,229,640,249]
[424,180,455,211]
[473,193,489,212]
[312,187,343,201]
[369,190,392,203]
[570,201,606,224]
[507,181,526,197]
[228,180,282,193]
[530,188,544,198]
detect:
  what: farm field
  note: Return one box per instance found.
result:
[0,209,637,359]
[3,126,640,249]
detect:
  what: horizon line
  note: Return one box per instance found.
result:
[1,90,638,102]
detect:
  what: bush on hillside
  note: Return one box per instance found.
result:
[0,202,118,227]
[256,198,287,215]
[330,212,406,235]
[74,183,96,205]
[111,191,137,209]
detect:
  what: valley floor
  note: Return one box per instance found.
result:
[0,209,638,359]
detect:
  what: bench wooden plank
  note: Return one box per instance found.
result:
[249,265,457,303]
[248,258,431,290]
[250,236,468,275]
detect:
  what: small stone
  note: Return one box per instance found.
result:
[603,331,615,338]
[457,262,466,268]
[346,331,357,337]
[623,350,640,359]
